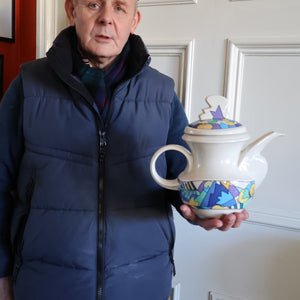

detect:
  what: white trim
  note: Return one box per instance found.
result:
[36,0,68,58]
[209,291,245,300]
[169,284,181,300]
[246,209,300,232]
[224,37,300,232]
[146,40,195,121]
[139,0,197,7]
[224,38,300,121]
[36,0,55,58]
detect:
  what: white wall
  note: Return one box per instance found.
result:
[136,1,300,299]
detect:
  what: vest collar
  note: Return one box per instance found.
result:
[46,26,150,85]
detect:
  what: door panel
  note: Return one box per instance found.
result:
[135,1,300,299]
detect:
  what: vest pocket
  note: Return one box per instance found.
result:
[12,178,35,283]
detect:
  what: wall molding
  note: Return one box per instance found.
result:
[209,291,244,300]
[224,38,300,121]
[139,0,197,7]
[36,0,55,58]
[246,209,300,232]
[224,37,300,232]
[169,284,181,300]
[146,40,195,120]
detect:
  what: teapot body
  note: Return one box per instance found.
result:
[150,133,255,219]
[179,134,252,181]
[177,135,255,218]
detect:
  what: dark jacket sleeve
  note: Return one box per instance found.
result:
[0,75,24,277]
[166,93,189,212]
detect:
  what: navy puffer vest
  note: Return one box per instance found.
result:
[11,27,182,300]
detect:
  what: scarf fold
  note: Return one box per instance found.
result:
[77,42,130,118]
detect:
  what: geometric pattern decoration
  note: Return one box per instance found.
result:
[179,180,255,210]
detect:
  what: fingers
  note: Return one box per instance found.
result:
[233,209,249,228]
[180,205,249,232]
[219,213,237,231]
[219,210,249,231]
[0,277,14,299]
[180,204,195,222]
[180,205,223,231]
[199,218,224,231]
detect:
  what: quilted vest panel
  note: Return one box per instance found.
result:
[12,58,176,300]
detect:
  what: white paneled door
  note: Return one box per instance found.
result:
[38,1,300,299]
[137,1,300,300]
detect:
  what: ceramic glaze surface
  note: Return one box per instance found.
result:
[190,118,242,130]
[179,180,255,210]
[189,106,242,130]
[150,95,282,219]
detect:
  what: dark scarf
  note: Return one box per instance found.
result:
[76,42,130,118]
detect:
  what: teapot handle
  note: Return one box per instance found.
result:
[150,145,193,191]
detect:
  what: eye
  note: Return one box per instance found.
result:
[89,3,100,9]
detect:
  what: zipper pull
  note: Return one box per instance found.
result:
[99,131,107,162]
[99,131,107,148]
[97,287,103,298]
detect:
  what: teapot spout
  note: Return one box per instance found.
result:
[239,131,283,188]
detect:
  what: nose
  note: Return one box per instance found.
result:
[98,4,113,25]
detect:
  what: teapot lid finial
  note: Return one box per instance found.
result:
[186,95,247,137]
[199,95,231,121]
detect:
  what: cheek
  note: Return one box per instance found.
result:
[77,22,93,41]
[75,14,94,34]
[118,22,135,40]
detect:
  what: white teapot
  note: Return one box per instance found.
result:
[150,95,282,219]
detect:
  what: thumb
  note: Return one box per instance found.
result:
[180,204,197,222]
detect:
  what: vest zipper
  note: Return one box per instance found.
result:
[97,130,107,300]
[74,95,108,300]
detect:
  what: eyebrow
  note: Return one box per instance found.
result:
[114,0,128,6]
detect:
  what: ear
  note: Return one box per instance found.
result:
[130,10,141,34]
[65,0,76,26]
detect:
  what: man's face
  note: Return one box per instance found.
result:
[65,0,140,68]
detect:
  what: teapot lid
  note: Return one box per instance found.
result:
[185,95,248,138]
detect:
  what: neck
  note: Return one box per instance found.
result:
[77,46,117,70]
[89,60,111,70]
[85,54,117,70]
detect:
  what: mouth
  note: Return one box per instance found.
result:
[96,34,111,41]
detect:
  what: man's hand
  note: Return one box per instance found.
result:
[180,204,249,231]
[0,277,14,300]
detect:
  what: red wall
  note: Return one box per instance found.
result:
[0,0,36,98]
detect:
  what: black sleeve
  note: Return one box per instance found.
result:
[0,74,24,277]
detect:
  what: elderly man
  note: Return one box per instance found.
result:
[0,0,248,299]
